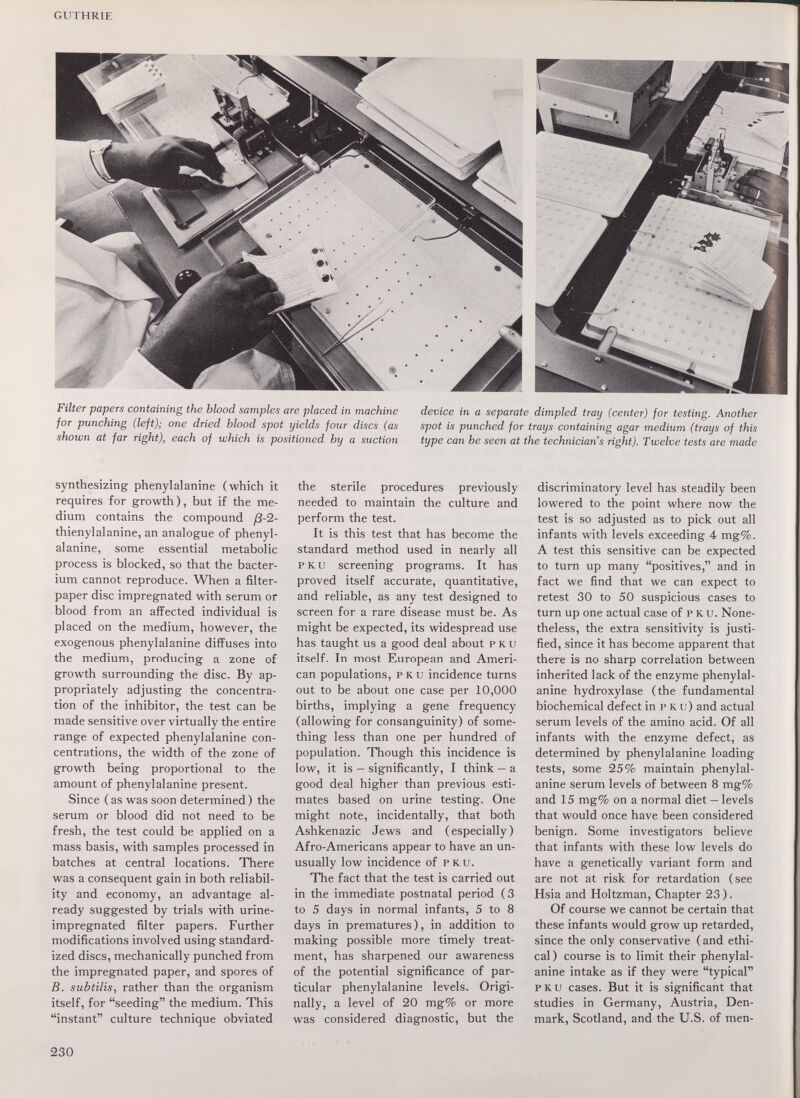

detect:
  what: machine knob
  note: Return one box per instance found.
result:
[175,269,201,295]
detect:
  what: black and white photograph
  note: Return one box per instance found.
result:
[534,60,789,394]
[56,54,522,392]
[6,3,800,1098]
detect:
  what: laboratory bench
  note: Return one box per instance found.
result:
[70,54,522,393]
[534,61,789,395]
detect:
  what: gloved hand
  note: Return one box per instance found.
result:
[733,168,789,219]
[140,260,284,387]
[103,136,224,189]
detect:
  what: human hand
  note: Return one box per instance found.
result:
[103,136,224,189]
[140,260,283,387]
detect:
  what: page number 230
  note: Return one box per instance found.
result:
[50,1047,74,1057]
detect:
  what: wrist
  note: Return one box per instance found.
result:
[101,142,131,184]
[139,331,203,389]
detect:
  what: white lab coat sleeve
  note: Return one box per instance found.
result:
[104,349,183,390]
[104,348,295,390]
[56,140,110,216]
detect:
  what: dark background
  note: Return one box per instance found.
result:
[56,54,118,141]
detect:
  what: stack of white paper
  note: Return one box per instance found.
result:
[471,88,522,217]
[92,59,165,115]
[474,154,519,217]
[664,61,711,102]
[689,91,789,173]
[684,230,776,309]
[355,58,522,180]
[747,110,791,149]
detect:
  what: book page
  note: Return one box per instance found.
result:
[1,2,795,1097]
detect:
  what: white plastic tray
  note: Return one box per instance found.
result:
[242,153,520,390]
[357,58,522,156]
[536,131,651,218]
[536,197,606,307]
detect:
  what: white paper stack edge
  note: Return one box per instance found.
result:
[474,154,519,217]
[92,59,165,115]
[355,58,522,181]
[664,61,712,102]
[684,230,776,310]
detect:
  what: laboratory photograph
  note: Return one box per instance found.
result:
[55,54,523,393]
[533,60,789,395]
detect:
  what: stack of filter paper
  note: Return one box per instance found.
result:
[474,154,518,216]
[535,131,652,306]
[664,61,713,102]
[582,194,772,387]
[355,58,522,181]
[689,91,789,173]
[684,230,775,309]
[91,58,165,116]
